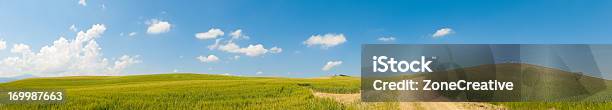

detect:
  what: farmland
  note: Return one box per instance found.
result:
[0,73,392,109]
[0,70,611,110]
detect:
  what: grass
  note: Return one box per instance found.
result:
[0,73,362,110]
[491,80,612,110]
[0,72,611,110]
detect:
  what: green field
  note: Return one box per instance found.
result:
[491,79,612,110]
[0,73,386,110]
[0,73,611,110]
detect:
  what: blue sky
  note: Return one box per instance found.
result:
[0,0,611,78]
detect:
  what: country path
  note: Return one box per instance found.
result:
[312,91,505,110]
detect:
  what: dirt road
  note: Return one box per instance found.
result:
[313,92,505,110]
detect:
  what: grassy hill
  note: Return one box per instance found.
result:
[423,63,612,109]
[364,63,612,109]
[0,74,366,109]
[1,63,611,110]
[425,63,609,102]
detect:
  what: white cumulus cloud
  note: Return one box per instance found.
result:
[78,0,86,6]
[69,24,78,32]
[76,24,106,42]
[217,42,268,57]
[207,39,223,50]
[0,39,6,50]
[0,24,140,77]
[270,47,282,53]
[432,28,453,38]
[146,19,172,34]
[203,29,281,57]
[128,32,137,36]
[10,44,31,54]
[197,55,220,63]
[108,55,141,74]
[196,28,224,40]
[304,33,346,49]
[239,44,269,56]
[322,61,342,71]
[377,37,396,42]
[230,29,249,40]
[210,41,281,57]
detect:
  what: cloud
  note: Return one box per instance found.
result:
[270,47,282,53]
[210,40,281,57]
[77,24,106,42]
[10,44,30,54]
[0,24,140,77]
[197,55,220,63]
[377,37,396,42]
[108,55,141,74]
[432,28,453,38]
[239,44,268,56]
[101,4,106,10]
[128,32,137,36]
[230,29,249,40]
[218,42,268,57]
[231,55,240,60]
[69,24,78,32]
[304,33,346,49]
[203,29,281,57]
[195,28,224,40]
[256,71,263,75]
[0,39,6,50]
[207,39,223,50]
[78,0,86,6]
[322,61,342,71]
[146,19,172,34]
[120,32,138,37]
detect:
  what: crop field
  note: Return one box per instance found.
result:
[0,73,396,110]
[0,73,610,110]
[491,79,612,110]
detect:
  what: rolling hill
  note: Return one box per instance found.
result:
[0,74,367,109]
[1,63,611,110]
